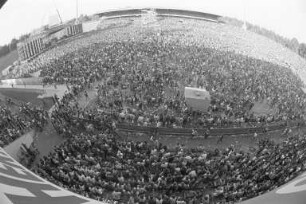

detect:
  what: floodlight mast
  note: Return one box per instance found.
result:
[52,0,63,24]
[56,8,63,24]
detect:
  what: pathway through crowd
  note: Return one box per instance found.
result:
[33,81,100,166]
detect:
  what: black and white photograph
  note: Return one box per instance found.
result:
[0,0,306,204]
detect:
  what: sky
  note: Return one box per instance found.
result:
[0,0,305,46]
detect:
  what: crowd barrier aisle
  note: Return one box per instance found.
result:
[1,77,43,86]
[116,120,304,136]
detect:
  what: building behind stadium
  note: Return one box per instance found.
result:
[17,23,83,61]
[15,8,222,62]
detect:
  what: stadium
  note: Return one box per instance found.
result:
[1,2,306,204]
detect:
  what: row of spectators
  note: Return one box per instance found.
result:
[36,131,306,204]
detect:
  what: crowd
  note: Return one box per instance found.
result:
[12,16,306,204]
[0,101,48,147]
[36,131,306,203]
[35,25,306,130]
[16,17,306,79]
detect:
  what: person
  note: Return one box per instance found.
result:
[203,194,210,204]
[148,196,156,204]
[204,128,210,139]
[282,127,292,137]
[253,132,258,140]
[128,195,135,204]
[0,101,48,147]
[84,91,89,100]
[191,129,198,137]
[217,134,224,144]
[170,196,177,204]
[156,195,163,204]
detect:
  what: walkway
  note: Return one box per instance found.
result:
[4,130,35,160]
[0,84,68,99]
[33,82,100,165]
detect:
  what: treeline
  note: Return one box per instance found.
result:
[0,33,30,58]
[223,17,306,59]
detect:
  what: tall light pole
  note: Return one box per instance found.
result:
[52,0,63,24]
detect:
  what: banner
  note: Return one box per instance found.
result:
[184,87,211,111]
[0,148,103,204]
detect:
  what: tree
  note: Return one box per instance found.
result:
[9,38,18,51]
[0,45,10,57]
[290,38,299,53]
[298,43,306,58]
[79,14,91,22]
[19,34,30,42]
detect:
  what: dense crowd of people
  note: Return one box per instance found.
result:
[0,101,48,147]
[15,17,306,80]
[3,17,306,204]
[36,130,306,203]
[35,23,306,130]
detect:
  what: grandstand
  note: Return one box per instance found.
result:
[95,8,221,22]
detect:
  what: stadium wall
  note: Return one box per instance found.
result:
[17,36,45,61]
[48,24,83,41]
[1,77,43,86]
[82,21,100,32]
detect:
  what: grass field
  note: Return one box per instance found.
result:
[0,50,18,74]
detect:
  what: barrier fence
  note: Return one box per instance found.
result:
[116,120,304,136]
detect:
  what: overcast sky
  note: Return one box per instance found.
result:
[0,0,305,46]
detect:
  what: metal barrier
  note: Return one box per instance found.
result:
[117,120,304,136]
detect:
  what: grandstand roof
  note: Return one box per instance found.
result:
[95,7,221,22]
